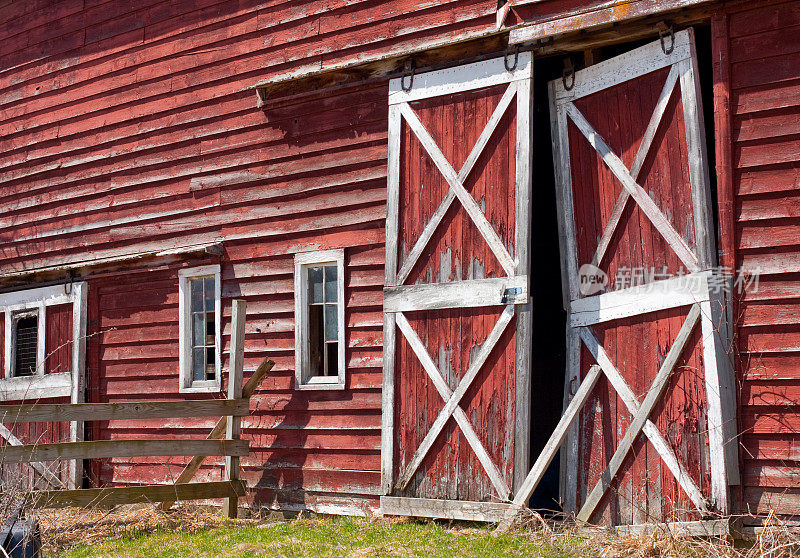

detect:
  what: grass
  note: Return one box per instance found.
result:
[57,515,584,558]
[36,505,800,558]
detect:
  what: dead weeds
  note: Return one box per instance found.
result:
[36,504,257,555]
[32,504,800,557]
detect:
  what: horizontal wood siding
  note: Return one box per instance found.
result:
[0,0,493,514]
[84,212,384,512]
[0,0,501,265]
[716,0,800,518]
[0,0,735,517]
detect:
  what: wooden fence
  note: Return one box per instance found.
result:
[0,300,272,518]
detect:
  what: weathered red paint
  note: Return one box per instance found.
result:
[0,312,3,374]
[45,303,73,375]
[394,85,518,501]
[569,66,698,283]
[0,0,797,522]
[566,62,714,522]
[82,246,384,510]
[1,411,72,489]
[576,313,711,524]
[713,0,800,518]
[0,0,406,514]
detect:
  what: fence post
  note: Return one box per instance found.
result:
[223,299,246,518]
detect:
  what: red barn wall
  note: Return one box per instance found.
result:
[714,0,800,519]
[0,0,502,515]
[5,0,800,519]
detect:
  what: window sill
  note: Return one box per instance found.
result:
[179,380,221,394]
[0,371,72,402]
[296,376,345,391]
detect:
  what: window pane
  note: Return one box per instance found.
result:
[324,265,337,302]
[192,313,205,346]
[327,342,338,377]
[192,347,205,382]
[204,277,215,312]
[190,278,204,310]
[308,304,324,376]
[14,314,38,377]
[324,304,338,342]
[308,267,323,303]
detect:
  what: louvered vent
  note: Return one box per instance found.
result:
[14,314,38,377]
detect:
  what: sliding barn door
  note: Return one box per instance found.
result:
[380,54,532,520]
[549,29,738,525]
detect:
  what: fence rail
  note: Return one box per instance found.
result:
[27,480,247,509]
[0,439,250,464]
[0,299,272,518]
[0,399,250,423]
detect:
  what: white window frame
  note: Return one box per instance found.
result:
[294,249,346,391]
[1,283,87,402]
[178,265,222,394]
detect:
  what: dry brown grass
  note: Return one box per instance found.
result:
[27,504,800,558]
[509,509,800,558]
[36,504,259,555]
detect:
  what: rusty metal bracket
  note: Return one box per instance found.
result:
[401,59,415,92]
[569,376,579,396]
[562,58,575,91]
[658,21,675,55]
[64,271,74,295]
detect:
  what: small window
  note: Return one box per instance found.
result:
[294,250,345,390]
[12,311,39,377]
[1,283,84,401]
[179,266,221,393]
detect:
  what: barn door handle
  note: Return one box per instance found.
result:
[504,45,519,72]
[568,376,578,396]
[501,286,523,304]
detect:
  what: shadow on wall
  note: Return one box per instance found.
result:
[85,263,218,488]
[2,0,316,83]
[252,390,310,515]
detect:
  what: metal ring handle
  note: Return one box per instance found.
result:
[401,59,415,92]
[562,60,575,92]
[504,45,519,72]
[64,271,73,295]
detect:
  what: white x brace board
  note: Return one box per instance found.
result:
[531,28,737,526]
[381,53,533,518]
